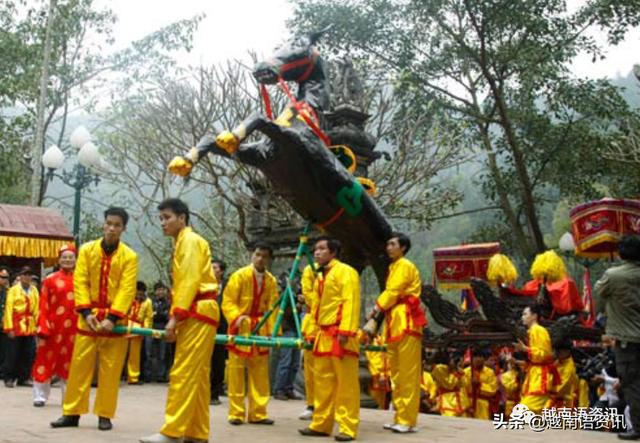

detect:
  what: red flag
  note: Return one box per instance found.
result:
[581,267,595,327]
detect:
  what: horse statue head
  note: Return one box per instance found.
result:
[253,25,332,112]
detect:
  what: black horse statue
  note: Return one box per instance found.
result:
[168,27,393,284]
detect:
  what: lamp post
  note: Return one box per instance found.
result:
[42,126,104,246]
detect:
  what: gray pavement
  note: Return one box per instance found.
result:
[0,382,619,442]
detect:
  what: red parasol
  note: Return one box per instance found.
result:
[570,198,640,258]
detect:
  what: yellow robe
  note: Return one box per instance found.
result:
[366,336,390,410]
[499,369,520,418]
[375,257,424,343]
[126,298,153,383]
[432,364,469,417]
[222,264,278,422]
[3,284,39,336]
[463,365,498,420]
[576,378,589,408]
[375,257,423,427]
[64,239,138,419]
[421,371,437,410]
[309,259,360,438]
[520,323,558,414]
[301,264,319,409]
[161,226,219,441]
[551,356,578,408]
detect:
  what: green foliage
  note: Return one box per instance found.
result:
[290,0,640,260]
[0,0,204,204]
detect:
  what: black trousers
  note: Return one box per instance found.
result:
[144,336,168,382]
[3,335,35,382]
[0,331,7,378]
[615,342,640,431]
[210,343,227,397]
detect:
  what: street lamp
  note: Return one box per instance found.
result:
[558,231,576,253]
[42,126,103,246]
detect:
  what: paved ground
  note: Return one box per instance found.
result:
[1,383,620,443]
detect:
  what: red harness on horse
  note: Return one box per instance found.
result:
[259,50,331,146]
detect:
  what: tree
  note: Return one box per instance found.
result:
[290,0,640,260]
[99,49,467,278]
[0,0,203,205]
[100,63,262,278]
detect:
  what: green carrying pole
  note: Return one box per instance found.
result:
[111,326,385,351]
[251,222,314,339]
[113,222,387,353]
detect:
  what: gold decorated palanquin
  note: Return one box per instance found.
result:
[570,198,640,258]
[433,243,501,290]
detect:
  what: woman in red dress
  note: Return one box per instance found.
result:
[32,244,77,407]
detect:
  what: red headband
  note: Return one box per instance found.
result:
[59,244,77,257]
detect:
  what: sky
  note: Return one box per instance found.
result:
[98,0,639,80]
[100,0,292,66]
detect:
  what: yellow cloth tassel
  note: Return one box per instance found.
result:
[530,250,567,283]
[486,254,518,284]
[0,235,72,267]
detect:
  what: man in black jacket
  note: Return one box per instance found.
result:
[145,282,171,383]
[596,235,640,441]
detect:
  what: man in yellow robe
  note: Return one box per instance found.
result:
[365,335,390,410]
[299,263,319,420]
[515,305,559,414]
[365,232,425,433]
[3,266,39,387]
[51,207,138,431]
[126,281,153,384]
[499,359,521,419]
[140,198,220,443]
[420,364,438,413]
[431,353,469,417]
[222,244,279,426]
[550,344,578,408]
[299,236,360,442]
[463,351,498,419]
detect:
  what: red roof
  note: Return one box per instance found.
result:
[433,242,501,258]
[0,204,73,240]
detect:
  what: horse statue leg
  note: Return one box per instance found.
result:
[168,112,270,176]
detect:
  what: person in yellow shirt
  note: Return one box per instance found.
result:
[365,334,391,410]
[515,305,559,414]
[223,243,279,426]
[550,342,578,408]
[364,232,425,433]
[431,351,469,417]
[3,266,39,388]
[299,263,319,420]
[463,350,498,419]
[140,198,220,443]
[126,281,153,385]
[420,362,438,413]
[51,207,138,432]
[499,358,521,419]
[299,236,360,442]
[575,377,590,408]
